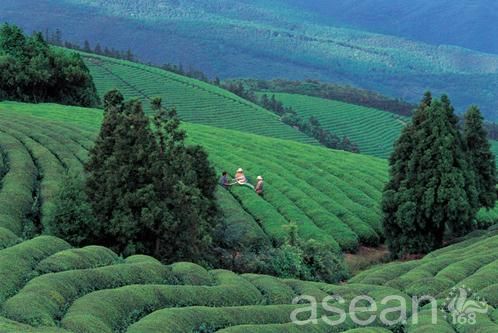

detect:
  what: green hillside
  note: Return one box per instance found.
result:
[4,0,498,119]
[81,54,316,145]
[0,101,388,252]
[0,230,496,332]
[261,93,408,159]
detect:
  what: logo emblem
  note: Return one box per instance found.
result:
[441,285,489,325]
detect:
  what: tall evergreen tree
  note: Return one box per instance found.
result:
[151,98,220,261]
[85,92,158,254]
[383,93,479,258]
[83,92,219,261]
[463,106,497,209]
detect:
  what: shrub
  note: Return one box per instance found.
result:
[0,236,70,304]
[0,131,36,235]
[2,262,174,326]
[0,227,20,250]
[36,245,120,274]
[61,271,263,333]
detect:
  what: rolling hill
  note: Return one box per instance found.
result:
[81,53,316,145]
[2,0,498,119]
[0,101,389,252]
[260,92,408,159]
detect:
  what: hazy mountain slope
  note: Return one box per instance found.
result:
[283,0,498,55]
[2,0,498,119]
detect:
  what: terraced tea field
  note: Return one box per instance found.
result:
[0,101,388,252]
[0,229,496,332]
[262,93,409,159]
[81,54,316,145]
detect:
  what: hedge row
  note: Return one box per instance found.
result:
[352,234,498,299]
[0,227,20,250]
[61,270,263,333]
[192,129,377,251]
[0,126,65,232]
[215,188,270,251]
[208,142,347,251]
[0,236,70,305]
[84,55,314,143]
[3,262,174,326]
[0,117,84,171]
[0,130,36,235]
[35,246,121,274]
[0,316,70,333]
[126,305,303,333]
[405,309,455,333]
[242,274,296,304]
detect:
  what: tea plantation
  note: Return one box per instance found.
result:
[261,93,409,159]
[81,54,316,145]
[0,74,497,332]
[0,101,388,252]
[0,229,496,332]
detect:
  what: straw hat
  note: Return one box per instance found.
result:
[257,176,263,180]
[237,168,244,173]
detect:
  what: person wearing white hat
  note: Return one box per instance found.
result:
[234,168,247,185]
[255,176,264,196]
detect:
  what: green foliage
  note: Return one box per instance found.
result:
[0,227,19,250]
[265,92,408,159]
[240,79,414,116]
[463,106,497,209]
[383,93,480,257]
[35,245,120,274]
[0,236,70,305]
[0,129,36,235]
[83,91,219,262]
[51,174,97,247]
[83,54,315,144]
[221,85,359,152]
[0,234,495,332]
[0,24,99,107]
[2,261,174,326]
[0,100,388,254]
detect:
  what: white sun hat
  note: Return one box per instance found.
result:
[237,168,244,173]
[257,176,263,180]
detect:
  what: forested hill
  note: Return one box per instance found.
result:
[285,0,498,55]
[2,0,498,119]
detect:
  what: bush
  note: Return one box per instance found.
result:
[0,236,70,304]
[0,131,36,235]
[35,245,120,274]
[61,271,264,333]
[3,261,174,326]
[0,227,20,250]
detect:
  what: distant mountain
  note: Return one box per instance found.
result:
[284,0,498,55]
[1,0,498,119]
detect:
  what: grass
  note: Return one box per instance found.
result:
[261,92,409,159]
[0,101,388,252]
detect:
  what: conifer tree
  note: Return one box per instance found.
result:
[84,92,219,261]
[85,91,158,254]
[383,93,479,257]
[463,106,497,209]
